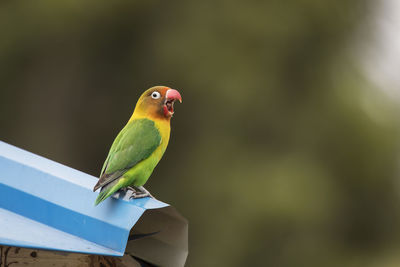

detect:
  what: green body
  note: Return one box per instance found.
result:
[94,118,165,205]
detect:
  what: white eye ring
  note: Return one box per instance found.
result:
[151,91,161,99]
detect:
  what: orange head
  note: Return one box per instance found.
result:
[133,86,182,120]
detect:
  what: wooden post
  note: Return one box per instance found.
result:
[0,246,152,267]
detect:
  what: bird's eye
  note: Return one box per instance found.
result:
[151,91,161,99]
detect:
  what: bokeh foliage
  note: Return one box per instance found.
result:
[1,0,400,266]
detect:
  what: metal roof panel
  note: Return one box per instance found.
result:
[0,141,169,256]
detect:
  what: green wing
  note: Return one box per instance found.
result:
[93,118,161,192]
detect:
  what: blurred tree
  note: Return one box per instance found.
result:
[1,0,400,266]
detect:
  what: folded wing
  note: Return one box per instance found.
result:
[93,119,161,192]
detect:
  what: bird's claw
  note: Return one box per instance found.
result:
[129,192,150,199]
[128,186,155,199]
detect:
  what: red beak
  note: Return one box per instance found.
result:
[165,89,182,103]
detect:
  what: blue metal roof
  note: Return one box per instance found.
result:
[0,140,169,256]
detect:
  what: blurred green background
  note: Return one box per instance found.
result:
[1,0,400,266]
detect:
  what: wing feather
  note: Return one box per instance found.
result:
[93,119,161,191]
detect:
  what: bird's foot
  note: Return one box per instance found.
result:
[130,192,150,199]
[126,186,137,192]
[129,186,155,199]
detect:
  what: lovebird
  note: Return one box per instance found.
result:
[93,86,182,205]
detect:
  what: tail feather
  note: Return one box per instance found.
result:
[94,179,121,206]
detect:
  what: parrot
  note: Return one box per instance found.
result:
[93,86,182,205]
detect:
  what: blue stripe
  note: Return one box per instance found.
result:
[0,183,127,253]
